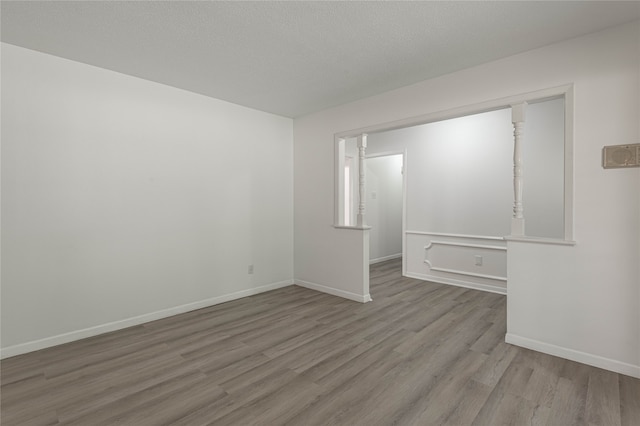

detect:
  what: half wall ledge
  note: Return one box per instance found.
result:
[504,236,576,246]
[333,225,372,230]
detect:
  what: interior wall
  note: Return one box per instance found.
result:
[1,43,294,355]
[293,21,640,376]
[366,155,403,263]
[368,109,514,236]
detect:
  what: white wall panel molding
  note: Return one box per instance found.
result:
[506,334,640,379]
[423,265,507,282]
[405,232,507,293]
[405,230,505,241]
[504,235,576,246]
[1,279,294,359]
[424,240,507,251]
[423,240,507,281]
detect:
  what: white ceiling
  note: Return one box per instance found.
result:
[2,1,639,118]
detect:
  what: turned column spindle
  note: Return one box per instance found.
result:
[511,103,527,236]
[356,134,367,227]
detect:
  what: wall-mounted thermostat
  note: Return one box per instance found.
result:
[602,143,640,169]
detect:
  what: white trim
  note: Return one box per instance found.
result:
[504,236,576,246]
[365,150,405,159]
[505,333,640,379]
[295,279,372,303]
[404,271,506,295]
[422,240,507,281]
[423,264,508,282]
[337,84,575,241]
[0,279,294,359]
[370,253,402,265]
[333,225,372,230]
[406,230,505,241]
[424,241,507,251]
[336,84,573,139]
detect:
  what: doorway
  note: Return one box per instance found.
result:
[365,153,404,265]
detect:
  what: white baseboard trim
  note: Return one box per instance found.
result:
[369,253,402,265]
[295,279,372,303]
[1,279,294,360]
[505,333,640,379]
[404,272,506,295]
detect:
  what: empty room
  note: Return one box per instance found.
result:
[1,1,639,425]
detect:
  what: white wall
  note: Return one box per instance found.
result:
[368,110,514,236]
[366,155,403,263]
[1,43,294,356]
[293,21,640,376]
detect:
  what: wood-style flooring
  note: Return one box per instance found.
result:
[2,258,639,425]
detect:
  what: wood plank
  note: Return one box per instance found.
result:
[586,368,621,426]
[620,373,640,426]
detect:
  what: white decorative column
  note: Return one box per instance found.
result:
[511,102,527,236]
[356,133,367,227]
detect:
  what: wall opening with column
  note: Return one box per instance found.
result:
[334,85,574,296]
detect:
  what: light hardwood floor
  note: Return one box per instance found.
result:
[2,258,639,425]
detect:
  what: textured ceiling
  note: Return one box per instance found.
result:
[2,1,639,118]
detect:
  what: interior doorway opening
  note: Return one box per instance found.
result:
[365,153,404,265]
